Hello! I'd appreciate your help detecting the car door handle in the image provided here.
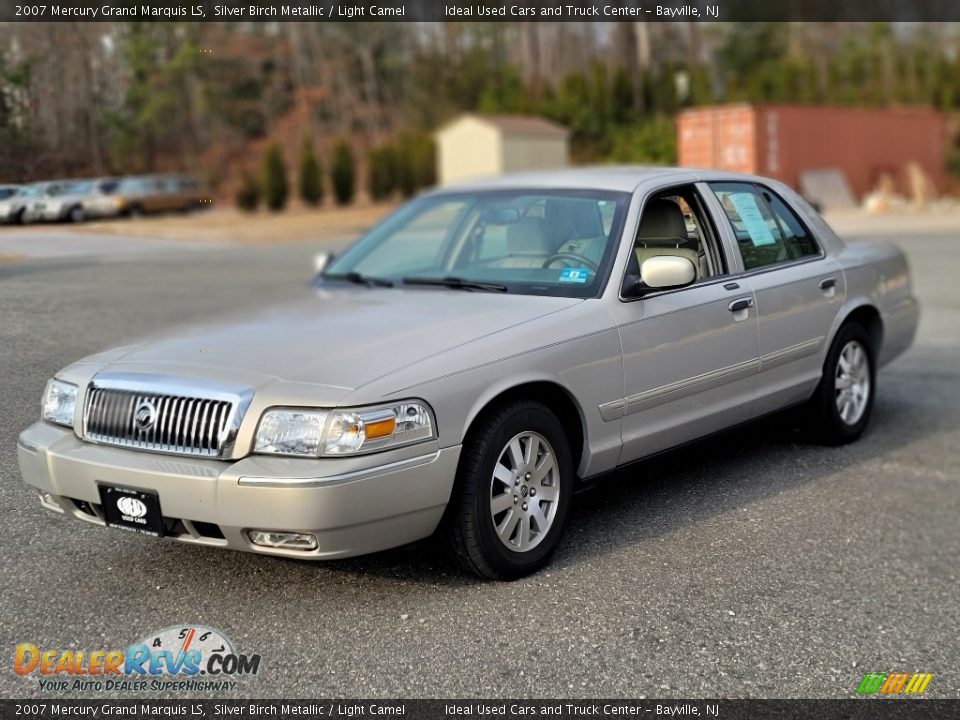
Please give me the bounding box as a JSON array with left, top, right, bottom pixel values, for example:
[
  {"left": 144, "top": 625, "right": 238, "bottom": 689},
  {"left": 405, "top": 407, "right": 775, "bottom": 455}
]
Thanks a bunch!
[
  {"left": 819, "top": 277, "right": 836, "bottom": 290},
  {"left": 728, "top": 297, "right": 753, "bottom": 313}
]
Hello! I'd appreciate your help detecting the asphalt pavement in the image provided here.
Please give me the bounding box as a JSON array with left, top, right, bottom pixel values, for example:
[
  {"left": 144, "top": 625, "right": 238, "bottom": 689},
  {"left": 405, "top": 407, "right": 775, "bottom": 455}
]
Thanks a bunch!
[{"left": 0, "top": 217, "right": 957, "bottom": 699}]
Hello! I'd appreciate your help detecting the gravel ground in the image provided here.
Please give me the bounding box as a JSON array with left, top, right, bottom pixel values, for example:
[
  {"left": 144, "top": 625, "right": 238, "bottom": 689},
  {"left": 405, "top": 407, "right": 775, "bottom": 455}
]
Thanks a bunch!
[{"left": 0, "top": 217, "right": 956, "bottom": 699}]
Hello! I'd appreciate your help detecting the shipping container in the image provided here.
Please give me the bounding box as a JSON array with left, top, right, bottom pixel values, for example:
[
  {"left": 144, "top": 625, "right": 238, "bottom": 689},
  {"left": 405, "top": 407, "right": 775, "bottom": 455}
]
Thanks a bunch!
[{"left": 677, "top": 104, "right": 946, "bottom": 199}]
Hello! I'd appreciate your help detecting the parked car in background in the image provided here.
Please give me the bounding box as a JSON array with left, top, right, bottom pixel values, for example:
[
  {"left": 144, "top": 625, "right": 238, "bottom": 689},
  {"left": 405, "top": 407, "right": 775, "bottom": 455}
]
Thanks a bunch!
[
  {"left": 23, "top": 179, "right": 117, "bottom": 224},
  {"left": 18, "top": 168, "right": 918, "bottom": 579},
  {"left": 83, "top": 174, "right": 204, "bottom": 218},
  {"left": 0, "top": 183, "right": 41, "bottom": 224}
]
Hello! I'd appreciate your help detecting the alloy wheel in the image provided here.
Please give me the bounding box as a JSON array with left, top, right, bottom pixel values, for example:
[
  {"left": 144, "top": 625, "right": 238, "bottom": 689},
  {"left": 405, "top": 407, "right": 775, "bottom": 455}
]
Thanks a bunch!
[
  {"left": 489, "top": 431, "right": 560, "bottom": 553},
  {"left": 835, "top": 339, "right": 871, "bottom": 425}
]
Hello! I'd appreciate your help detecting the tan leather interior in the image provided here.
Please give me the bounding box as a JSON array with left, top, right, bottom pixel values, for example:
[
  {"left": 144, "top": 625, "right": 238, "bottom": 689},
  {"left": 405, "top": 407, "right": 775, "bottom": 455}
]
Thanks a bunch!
[
  {"left": 549, "top": 199, "right": 608, "bottom": 267},
  {"left": 492, "top": 199, "right": 610, "bottom": 269},
  {"left": 634, "top": 198, "right": 705, "bottom": 279},
  {"left": 497, "top": 217, "right": 552, "bottom": 268}
]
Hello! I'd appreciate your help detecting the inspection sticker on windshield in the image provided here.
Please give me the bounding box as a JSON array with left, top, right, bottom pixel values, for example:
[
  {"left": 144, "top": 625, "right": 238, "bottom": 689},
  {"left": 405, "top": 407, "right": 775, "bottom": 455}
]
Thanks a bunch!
[{"left": 559, "top": 267, "right": 589, "bottom": 284}]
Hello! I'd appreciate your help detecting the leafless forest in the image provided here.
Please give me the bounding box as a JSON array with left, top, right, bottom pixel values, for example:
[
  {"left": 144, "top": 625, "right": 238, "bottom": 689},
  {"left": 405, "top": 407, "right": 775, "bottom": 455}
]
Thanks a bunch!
[{"left": 2, "top": 22, "right": 958, "bottom": 191}]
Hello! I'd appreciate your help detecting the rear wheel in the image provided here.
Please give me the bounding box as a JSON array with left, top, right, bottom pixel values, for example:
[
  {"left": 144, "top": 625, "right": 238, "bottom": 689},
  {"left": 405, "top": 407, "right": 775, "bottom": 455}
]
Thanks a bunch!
[
  {"left": 444, "top": 400, "right": 573, "bottom": 580},
  {"left": 805, "top": 322, "right": 876, "bottom": 445}
]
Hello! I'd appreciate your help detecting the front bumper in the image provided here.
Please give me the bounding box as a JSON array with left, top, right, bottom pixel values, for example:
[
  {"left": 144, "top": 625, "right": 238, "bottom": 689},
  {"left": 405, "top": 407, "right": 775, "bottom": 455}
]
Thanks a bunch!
[{"left": 18, "top": 422, "right": 460, "bottom": 560}]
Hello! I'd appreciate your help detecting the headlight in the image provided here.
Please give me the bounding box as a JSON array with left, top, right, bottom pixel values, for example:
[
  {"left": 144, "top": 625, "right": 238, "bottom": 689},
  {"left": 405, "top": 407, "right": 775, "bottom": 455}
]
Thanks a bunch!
[
  {"left": 253, "top": 409, "right": 327, "bottom": 456},
  {"left": 42, "top": 379, "right": 78, "bottom": 427},
  {"left": 254, "top": 401, "right": 434, "bottom": 457}
]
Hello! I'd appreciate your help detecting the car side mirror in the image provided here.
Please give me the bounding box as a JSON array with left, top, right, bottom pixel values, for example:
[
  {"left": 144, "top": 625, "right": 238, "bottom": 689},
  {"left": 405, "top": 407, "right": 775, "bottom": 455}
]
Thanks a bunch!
[
  {"left": 313, "top": 251, "right": 334, "bottom": 276},
  {"left": 639, "top": 255, "right": 696, "bottom": 290}
]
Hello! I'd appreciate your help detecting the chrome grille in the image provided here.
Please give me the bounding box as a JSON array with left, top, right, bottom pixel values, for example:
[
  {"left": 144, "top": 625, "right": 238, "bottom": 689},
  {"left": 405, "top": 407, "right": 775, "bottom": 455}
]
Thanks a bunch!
[{"left": 84, "top": 387, "right": 236, "bottom": 458}]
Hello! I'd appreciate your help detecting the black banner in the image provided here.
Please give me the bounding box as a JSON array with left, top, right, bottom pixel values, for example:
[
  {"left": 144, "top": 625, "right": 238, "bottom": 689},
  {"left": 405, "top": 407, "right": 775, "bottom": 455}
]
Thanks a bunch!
[
  {"left": 5, "top": 0, "right": 960, "bottom": 23},
  {"left": 2, "top": 700, "right": 960, "bottom": 720}
]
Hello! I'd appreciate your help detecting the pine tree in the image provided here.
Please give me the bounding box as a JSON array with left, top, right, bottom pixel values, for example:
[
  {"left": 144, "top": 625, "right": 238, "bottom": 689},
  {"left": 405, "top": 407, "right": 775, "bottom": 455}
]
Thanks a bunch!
[
  {"left": 261, "top": 142, "right": 288, "bottom": 212},
  {"left": 367, "top": 145, "right": 396, "bottom": 201},
  {"left": 298, "top": 136, "right": 323, "bottom": 206},
  {"left": 331, "top": 140, "right": 355, "bottom": 206}
]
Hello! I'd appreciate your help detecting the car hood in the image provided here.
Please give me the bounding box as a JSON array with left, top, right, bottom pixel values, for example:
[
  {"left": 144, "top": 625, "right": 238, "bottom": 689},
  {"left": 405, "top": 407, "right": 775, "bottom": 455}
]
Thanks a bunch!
[{"left": 98, "top": 287, "right": 583, "bottom": 392}]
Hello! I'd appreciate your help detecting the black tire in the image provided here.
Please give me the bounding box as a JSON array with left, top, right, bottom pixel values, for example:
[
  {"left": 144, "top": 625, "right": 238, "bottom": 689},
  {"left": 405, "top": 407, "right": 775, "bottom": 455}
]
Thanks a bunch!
[
  {"left": 67, "top": 205, "right": 85, "bottom": 223},
  {"left": 444, "top": 400, "right": 574, "bottom": 580},
  {"left": 126, "top": 204, "right": 144, "bottom": 218},
  {"left": 805, "top": 322, "right": 876, "bottom": 445},
  {"left": 12, "top": 208, "right": 24, "bottom": 225}
]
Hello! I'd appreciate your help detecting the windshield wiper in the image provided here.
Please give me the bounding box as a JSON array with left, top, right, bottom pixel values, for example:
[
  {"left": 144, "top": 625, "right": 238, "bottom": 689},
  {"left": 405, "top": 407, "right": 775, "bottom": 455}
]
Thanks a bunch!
[
  {"left": 324, "top": 271, "right": 394, "bottom": 288},
  {"left": 402, "top": 276, "right": 508, "bottom": 293}
]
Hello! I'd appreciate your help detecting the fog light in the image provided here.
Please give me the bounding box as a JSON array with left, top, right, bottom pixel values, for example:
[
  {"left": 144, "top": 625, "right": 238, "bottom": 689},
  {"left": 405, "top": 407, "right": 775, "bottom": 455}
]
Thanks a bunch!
[
  {"left": 247, "top": 530, "right": 318, "bottom": 551},
  {"left": 38, "top": 491, "right": 63, "bottom": 512}
]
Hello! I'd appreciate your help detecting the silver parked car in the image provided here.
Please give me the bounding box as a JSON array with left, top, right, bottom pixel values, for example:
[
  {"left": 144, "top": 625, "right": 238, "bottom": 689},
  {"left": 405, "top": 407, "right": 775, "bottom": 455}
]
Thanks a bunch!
[
  {"left": 0, "top": 183, "right": 41, "bottom": 224},
  {"left": 23, "top": 179, "right": 116, "bottom": 223},
  {"left": 0, "top": 184, "right": 20, "bottom": 222},
  {"left": 18, "top": 168, "right": 918, "bottom": 579}
]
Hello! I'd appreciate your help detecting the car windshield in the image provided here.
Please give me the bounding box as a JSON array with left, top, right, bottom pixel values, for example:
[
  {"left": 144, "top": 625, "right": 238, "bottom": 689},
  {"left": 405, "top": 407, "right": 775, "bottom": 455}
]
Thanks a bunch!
[
  {"left": 0, "top": 187, "right": 16, "bottom": 200},
  {"left": 15, "top": 185, "right": 40, "bottom": 197},
  {"left": 323, "top": 189, "right": 630, "bottom": 298}
]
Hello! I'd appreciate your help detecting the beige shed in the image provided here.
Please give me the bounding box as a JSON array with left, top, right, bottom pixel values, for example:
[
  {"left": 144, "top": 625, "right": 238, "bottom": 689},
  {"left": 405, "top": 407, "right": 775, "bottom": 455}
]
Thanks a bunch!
[{"left": 434, "top": 114, "right": 570, "bottom": 186}]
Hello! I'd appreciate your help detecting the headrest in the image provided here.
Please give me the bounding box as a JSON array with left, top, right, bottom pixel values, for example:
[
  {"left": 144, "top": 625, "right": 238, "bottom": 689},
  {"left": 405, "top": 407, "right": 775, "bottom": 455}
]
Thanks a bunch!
[
  {"left": 505, "top": 217, "right": 550, "bottom": 254},
  {"left": 545, "top": 199, "right": 604, "bottom": 244},
  {"left": 636, "top": 198, "right": 687, "bottom": 245}
]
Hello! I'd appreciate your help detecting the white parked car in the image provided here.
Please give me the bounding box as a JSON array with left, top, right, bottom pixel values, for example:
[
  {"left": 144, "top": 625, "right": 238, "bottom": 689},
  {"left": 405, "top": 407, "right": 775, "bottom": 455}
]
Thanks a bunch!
[
  {"left": 22, "top": 178, "right": 117, "bottom": 223},
  {"left": 18, "top": 168, "right": 918, "bottom": 579},
  {"left": 0, "top": 183, "right": 40, "bottom": 224}
]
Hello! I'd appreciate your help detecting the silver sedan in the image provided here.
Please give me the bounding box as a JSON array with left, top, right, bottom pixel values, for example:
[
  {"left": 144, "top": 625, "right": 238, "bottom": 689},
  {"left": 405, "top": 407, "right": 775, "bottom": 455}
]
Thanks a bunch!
[
  {"left": 18, "top": 168, "right": 918, "bottom": 579},
  {"left": 22, "top": 179, "right": 115, "bottom": 223}
]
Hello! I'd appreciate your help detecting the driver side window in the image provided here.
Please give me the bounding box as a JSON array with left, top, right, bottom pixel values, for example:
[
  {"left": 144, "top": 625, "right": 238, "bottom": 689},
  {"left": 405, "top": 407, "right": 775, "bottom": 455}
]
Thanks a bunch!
[{"left": 623, "top": 186, "right": 723, "bottom": 297}]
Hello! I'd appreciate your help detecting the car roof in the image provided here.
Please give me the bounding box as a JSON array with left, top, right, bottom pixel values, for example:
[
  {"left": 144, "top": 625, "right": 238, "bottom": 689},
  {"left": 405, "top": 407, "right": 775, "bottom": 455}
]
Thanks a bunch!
[{"left": 426, "top": 166, "right": 781, "bottom": 194}]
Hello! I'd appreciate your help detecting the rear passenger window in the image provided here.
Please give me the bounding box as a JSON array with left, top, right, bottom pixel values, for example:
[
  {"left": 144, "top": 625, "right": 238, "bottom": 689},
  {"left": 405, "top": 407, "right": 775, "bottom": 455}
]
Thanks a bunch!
[
  {"left": 760, "top": 188, "right": 819, "bottom": 260},
  {"left": 709, "top": 182, "right": 819, "bottom": 270}
]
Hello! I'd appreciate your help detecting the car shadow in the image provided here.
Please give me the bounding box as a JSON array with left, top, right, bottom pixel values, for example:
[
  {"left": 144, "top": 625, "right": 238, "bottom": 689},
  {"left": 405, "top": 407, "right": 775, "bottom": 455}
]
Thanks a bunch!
[
  {"left": 112, "top": 376, "right": 945, "bottom": 597},
  {"left": 305, "top": 384, "right": 945, "bottom": 585}
]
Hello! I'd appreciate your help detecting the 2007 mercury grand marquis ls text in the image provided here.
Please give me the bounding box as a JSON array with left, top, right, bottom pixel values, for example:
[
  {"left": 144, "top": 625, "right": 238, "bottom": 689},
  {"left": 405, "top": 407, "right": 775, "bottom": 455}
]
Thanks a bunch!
[{"left": 18, "top": 168, "right": 919, "bottom": 579}]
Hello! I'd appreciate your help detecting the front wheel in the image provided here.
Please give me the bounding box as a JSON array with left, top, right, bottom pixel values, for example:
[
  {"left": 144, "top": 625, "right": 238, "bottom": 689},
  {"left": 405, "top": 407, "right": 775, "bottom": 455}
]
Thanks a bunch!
[
  {"left": 444, "top": 400, "right": 573, "bottom": 580},
  {"left": 804, "top": 322, "right": 876, "bottom": 445}
]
